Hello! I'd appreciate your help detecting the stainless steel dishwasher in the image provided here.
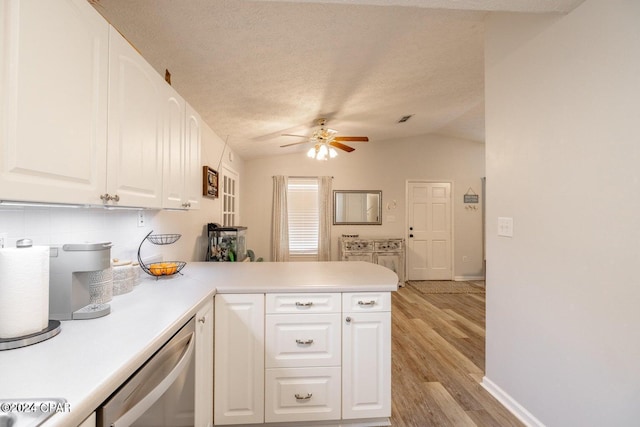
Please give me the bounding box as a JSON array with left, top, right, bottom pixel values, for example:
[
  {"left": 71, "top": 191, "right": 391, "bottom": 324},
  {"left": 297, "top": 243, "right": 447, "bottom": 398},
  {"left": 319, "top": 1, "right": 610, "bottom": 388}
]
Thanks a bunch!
[{"left": 97, "top": 318, "right": 196, "bottom": 427}]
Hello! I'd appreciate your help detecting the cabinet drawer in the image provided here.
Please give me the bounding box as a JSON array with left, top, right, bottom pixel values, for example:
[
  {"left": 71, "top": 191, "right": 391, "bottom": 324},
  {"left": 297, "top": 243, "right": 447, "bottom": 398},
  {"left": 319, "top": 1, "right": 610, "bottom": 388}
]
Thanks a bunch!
[
  {"left": 342, "top": 253, "right": 373, "bottom": 263},
  {"left": 374, "top": 240, "right": 403, "bottom": 252},
  {"left": 343, "top": 240, "right": 374, "bottom": 251},
  {"left": 266, "top": 314, "right": 341, "bottom": 368},
  {"left": 266, "top": 293, "right": 341, "bottom": 314},
  {"left": 343, "top": 292, "right": 391, "bottom": 312},
  {"left": 265, "top": 367, "right": 341, "bottom": 423}
]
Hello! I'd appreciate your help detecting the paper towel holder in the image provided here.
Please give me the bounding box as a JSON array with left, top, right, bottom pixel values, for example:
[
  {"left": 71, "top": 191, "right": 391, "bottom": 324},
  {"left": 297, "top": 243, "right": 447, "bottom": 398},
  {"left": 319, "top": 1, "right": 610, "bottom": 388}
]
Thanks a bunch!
[
  {"left": 0, "top": 239, "right": 61, "bottom": 351},
  {"left": 0, "top": 320, "right": 61, "bottom": 351}
]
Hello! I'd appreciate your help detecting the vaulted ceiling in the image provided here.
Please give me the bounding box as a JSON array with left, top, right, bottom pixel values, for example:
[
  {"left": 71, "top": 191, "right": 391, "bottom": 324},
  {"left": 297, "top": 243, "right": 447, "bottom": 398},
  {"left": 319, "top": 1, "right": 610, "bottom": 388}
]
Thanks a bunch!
[{"left": 91, "top": 0, "right": 585, "bottom": 159}]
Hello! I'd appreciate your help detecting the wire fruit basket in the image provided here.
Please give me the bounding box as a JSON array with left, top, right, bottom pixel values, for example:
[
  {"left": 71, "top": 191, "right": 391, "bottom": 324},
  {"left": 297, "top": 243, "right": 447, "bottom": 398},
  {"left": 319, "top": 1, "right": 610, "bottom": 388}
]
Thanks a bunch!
[{"left": 137, "top": 231, "right": 187, "bottom": 278}]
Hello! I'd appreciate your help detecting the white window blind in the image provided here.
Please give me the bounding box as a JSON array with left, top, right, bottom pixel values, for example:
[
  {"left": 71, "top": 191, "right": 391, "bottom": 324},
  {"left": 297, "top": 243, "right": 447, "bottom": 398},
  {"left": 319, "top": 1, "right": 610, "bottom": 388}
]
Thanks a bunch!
[{"left": 287, "top": 177, "right": 319, "bottom": 259}]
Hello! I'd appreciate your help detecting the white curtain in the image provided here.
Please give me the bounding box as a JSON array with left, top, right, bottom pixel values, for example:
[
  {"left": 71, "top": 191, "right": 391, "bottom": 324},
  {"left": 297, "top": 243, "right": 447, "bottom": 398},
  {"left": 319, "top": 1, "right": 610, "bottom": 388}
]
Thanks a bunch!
[
  {"left": 271, "top": 176, "right": 289, "bottom": 261},
  {"left": 318, "top": 176, "right": 332, "bottom": 261}
]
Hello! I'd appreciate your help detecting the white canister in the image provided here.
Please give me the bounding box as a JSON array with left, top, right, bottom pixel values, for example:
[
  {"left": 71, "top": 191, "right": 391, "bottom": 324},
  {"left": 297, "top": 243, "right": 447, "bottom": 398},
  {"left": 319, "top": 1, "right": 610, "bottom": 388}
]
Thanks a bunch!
[
  {"left": 131, "top": 262, "right": 141, "bottom": 286},
  {"left": 112, "top": 259, "right": 134, "bottom": 296}
]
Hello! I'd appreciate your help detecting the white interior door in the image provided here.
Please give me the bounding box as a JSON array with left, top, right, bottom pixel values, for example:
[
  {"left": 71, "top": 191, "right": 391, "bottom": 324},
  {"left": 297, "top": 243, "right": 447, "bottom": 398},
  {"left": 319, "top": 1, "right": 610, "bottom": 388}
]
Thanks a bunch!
[{"left": 407, "top": 182, "right": 452, "bottom": 280}]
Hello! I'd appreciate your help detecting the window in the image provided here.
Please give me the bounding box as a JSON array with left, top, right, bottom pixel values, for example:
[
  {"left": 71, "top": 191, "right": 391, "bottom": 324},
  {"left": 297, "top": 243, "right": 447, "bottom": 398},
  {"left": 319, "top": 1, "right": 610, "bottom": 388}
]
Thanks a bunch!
[
  {"left": 221, "top": 166, "right": 238, "bottom": 226},
  {"left": 287, "top": 177, "right": 319, "bottom": 259}
]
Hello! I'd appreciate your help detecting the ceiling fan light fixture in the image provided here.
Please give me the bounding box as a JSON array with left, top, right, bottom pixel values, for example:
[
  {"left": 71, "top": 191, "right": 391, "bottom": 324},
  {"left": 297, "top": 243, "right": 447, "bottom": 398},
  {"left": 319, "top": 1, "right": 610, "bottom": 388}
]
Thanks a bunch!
[
  {"left": 306, "top": 146, "right": 316, "bottom": 158},
  {"left": 307, "top": 143, "right": 338, "bottom": 161}
]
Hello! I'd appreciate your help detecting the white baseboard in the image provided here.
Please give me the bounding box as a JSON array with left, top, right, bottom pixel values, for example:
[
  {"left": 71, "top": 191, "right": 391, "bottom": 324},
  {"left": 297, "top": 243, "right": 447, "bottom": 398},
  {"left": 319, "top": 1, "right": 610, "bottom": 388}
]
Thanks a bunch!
[
  {"left": 481, "top": 376, "right": 545, "bottom": 427},
  {"left": 453, "top": 275, "right": 485, "bottom": 281}
]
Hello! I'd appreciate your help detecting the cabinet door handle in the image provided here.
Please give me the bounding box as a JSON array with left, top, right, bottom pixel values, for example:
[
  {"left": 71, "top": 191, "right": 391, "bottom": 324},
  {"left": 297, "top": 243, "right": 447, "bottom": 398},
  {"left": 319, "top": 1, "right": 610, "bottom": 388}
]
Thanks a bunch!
[
  {"left": 295, "top": 302, "right": 313, "bottom": 307},
  {"left": 198, "top": 317, "right": 206, "bottom": 324},
  {"left": 295, "top": 393, "right": 312, "bottom": 400},
  {"left": 358, "top": 300, "right": 376, "bottom": 306},
  {"left": 295, "top": 339, "right": 314, "bottom": 345},
  {"left": 345, "top": 316, "right": 352, "bottom": 323},
  {"left": 100, "top": 193, "right": 120, "bottom": 203}
]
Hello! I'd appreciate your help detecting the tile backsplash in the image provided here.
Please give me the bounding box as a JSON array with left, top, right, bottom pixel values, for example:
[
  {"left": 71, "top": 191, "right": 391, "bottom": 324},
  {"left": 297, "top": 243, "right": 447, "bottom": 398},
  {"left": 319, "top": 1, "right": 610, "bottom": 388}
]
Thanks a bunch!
[{"left": 0, "top": 206, "right": 158, "bottom": 262}]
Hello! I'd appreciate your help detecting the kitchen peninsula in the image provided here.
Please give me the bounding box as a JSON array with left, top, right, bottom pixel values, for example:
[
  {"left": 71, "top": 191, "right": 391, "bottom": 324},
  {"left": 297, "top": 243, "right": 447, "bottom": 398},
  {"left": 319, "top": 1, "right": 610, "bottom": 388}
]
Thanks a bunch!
[{"left": 0, "top": 261, "right": 398, "bottom": 427}]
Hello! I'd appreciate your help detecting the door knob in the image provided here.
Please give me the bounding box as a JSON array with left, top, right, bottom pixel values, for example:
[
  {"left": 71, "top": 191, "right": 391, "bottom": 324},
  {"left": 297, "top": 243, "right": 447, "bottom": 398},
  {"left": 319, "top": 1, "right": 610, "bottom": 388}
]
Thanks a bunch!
[
  {"left": 409, "top": 234, "right": 414, "bottom": 238},
  {"left": 409, "top": 226, "right": 413, "bottom": 230}
]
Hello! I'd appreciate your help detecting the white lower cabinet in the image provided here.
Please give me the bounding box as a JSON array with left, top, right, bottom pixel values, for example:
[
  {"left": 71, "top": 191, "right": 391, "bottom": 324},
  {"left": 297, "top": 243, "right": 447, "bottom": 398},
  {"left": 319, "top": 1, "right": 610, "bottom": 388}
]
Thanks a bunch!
[
  {"left": 342, "top": 292, "right": 392, "bottom": 419},
  {"left": 77, "top": 412, "right": 96, "bottom": 427},
  {"left": 195, "top": 298, "right": 214, "bottom": 427},
  {"left": 214, "top": 292, "right": 391, "bottom": 426},
  {"left": 214, "top": 294, "right": 265, "bottom": 425}
]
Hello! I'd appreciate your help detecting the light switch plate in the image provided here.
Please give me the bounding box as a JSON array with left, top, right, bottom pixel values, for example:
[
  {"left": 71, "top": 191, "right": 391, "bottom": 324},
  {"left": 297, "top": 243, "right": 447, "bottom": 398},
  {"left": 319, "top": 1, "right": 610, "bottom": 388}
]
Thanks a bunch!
[{"left": 498, "top": 217, "right": 513, "bottom": 237}]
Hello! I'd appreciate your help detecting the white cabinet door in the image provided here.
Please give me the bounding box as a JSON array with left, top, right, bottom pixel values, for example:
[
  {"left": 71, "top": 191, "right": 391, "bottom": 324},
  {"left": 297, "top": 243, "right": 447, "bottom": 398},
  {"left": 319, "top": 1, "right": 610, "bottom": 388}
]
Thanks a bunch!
[
  {"left": 107, "top": 28, "right": 163, "bottom": 208},
  {"left": 183, "top": 103, "right": 201, "bottom": 210},
  {"left": 162, "top": 84, "right": 185, "bottom": 209},
  {"left": 195, "top": 298, "right": 214, "bottom": 427},
  {"left": 214, "top": 294, "right": 264, "bottom": 425},
  {"left": 77, "top": 412, "right": 96, "bottom": 427},
  {"left": 342, "top": 311, "right": 391, "bottom": 419},
  {"left": 0, "top": 0, "right": 108, "bottom": 205},
  {"left": 162, "top": 92, "right": 201, "bottom": 210}
]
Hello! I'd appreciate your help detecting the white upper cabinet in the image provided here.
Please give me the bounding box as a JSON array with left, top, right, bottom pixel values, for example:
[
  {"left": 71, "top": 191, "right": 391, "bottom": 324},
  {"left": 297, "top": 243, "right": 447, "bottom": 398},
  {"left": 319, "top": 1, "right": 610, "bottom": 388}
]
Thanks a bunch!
[
  {"left": 1, "top": 0, "right": 202, "bottom": 209},
  {"left": 183, "top": 103, "right": 201, "bottom": 210},
  {"left": 162, "top": 90, "right": 201, "bottom": 210},
  {"left": 0, "top": 0, "right": 109, "bottom": 205},
  {"left": 162, "top": 84, "right": 186, "bottom": 209},
  {"left": 107, "top": 28, "right": 164, "bottom": 208}
]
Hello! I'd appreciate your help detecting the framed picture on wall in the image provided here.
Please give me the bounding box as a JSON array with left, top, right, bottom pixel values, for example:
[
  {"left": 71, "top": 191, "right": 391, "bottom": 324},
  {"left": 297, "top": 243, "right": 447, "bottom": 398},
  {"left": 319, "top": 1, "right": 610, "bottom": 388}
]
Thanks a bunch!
[{"left": 203, "top": 166, "right": 218, "bottom": 199}]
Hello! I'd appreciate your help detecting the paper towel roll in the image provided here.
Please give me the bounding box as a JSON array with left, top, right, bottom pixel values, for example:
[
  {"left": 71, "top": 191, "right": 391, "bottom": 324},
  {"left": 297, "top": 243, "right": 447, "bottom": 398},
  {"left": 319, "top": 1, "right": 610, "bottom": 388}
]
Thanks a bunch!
[{"left": 0, "top": 245, "right": 50, "bottom": 339}]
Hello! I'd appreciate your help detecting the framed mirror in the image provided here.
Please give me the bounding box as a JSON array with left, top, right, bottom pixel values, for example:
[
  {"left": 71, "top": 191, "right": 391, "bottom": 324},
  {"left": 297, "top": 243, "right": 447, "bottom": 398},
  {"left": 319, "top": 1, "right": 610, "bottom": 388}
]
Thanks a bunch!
[{"left": 333, "top": 190, "right": 382, "bottom": 225}]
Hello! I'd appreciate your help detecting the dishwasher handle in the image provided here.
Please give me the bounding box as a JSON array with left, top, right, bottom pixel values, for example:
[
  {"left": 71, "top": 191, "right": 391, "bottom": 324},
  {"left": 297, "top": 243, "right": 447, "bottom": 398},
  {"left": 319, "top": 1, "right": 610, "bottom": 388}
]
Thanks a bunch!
[{"left": 112, "top": 331, "right": 195, "bottom": 427}]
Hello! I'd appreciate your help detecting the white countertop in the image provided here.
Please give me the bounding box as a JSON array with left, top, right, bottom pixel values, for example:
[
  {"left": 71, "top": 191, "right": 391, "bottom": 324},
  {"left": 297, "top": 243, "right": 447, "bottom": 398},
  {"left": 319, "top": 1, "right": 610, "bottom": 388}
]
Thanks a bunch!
[
  {"left": 186, "top": 261, "right": 399, "bottom": 293},
  {"left": 0, "top": 261, "right": 397, "bottom": 426}
]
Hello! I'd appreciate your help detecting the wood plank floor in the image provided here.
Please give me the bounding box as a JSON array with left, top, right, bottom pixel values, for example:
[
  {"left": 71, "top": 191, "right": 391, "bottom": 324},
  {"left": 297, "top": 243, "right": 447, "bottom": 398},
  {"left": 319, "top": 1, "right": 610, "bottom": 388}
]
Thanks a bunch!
[{"left": 390, "top": 284, "right": 524, "bottom": 427}]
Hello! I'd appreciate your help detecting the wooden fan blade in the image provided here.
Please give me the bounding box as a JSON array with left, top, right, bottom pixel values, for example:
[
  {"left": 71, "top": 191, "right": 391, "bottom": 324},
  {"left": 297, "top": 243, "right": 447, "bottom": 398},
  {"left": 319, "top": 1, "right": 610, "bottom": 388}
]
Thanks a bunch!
[
  {"left": 281, "top": 134, "right": 309, "bottom": 138},
  {"left": 280, "top": 141, "right": 310, "bottom": 148},
  {"left": 329, "top": 141, "right": 355, "bottom": 152},
  {"left": 333, "top": 136, "right": 369, "bottom": 142}
]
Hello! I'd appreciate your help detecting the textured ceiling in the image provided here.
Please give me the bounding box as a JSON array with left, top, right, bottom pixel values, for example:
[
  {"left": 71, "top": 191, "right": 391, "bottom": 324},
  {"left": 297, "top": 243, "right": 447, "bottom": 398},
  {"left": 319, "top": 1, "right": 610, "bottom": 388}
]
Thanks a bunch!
[{"left": 92, "top": 0, "right": 585, "bottom": 159}]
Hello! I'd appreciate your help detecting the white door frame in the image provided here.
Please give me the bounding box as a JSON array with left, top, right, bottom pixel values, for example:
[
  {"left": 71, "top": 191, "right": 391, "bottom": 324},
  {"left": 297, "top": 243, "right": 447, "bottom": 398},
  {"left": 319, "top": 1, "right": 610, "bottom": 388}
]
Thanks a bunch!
[{"left": 405, "top": 179, "right": 455, "bottom": 281}]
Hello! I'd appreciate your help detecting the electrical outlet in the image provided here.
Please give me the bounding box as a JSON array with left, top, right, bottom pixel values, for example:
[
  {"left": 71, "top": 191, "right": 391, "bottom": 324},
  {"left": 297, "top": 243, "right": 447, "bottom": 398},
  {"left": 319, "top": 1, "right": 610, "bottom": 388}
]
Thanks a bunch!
[
  {"left": 137, "top": 211, "right": 145, "bottom": 228},
  {"left": 498, "top": 217, "right": 514, "bottom": 237},
  {"left": 0, "top": 232, "right": 7, "bottom": 248}
]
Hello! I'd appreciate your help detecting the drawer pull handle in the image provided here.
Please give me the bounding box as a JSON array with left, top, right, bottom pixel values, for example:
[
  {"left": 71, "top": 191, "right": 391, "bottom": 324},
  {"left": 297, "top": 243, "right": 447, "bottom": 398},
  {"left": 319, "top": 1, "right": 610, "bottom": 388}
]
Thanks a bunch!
[
  {"left": 358, "top": 300, "right": 376, "bottom": 306},
  {"left": 295, "top": 393, "right": 313, "bottom": 401},
  {"left": 295, "top": 339, "right": 314, "bottom": 345},
  {"left": 295, "top": 302, "right": 313, "bottom": 307}
]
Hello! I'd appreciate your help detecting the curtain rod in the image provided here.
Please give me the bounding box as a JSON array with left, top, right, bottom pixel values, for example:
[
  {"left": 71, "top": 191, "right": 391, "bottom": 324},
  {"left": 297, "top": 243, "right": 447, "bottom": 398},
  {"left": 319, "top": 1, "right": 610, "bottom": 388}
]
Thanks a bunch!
[{"left": 273, "top": 175, "right": 334, "bottom": 179}]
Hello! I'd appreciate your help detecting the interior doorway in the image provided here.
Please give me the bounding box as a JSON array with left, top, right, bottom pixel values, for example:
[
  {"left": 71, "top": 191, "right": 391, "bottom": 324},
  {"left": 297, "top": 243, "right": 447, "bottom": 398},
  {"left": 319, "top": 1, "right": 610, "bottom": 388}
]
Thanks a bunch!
[{"left": 406, "top": 181, "right": 453, "bottom": 280}]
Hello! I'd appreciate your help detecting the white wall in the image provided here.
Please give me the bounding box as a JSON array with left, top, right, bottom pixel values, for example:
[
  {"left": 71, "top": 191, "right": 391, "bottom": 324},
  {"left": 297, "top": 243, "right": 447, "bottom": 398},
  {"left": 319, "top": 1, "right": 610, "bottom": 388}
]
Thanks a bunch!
[
  {"left": 484, "top": 1, "right": 640, "bottom": 426},
  {"left": 0, "top": 121, "right": 244, "bottom": 265},
  {"left": 242, "top": 134, "right": 485, "bottom": 279}
]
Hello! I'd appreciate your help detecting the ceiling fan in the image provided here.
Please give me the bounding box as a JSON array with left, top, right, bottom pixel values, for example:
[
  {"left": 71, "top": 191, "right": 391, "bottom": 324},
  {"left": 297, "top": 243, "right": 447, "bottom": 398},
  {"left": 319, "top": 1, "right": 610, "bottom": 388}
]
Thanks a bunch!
[{"left": 280, "top": 118, "right": 369, "bottom": 160}]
